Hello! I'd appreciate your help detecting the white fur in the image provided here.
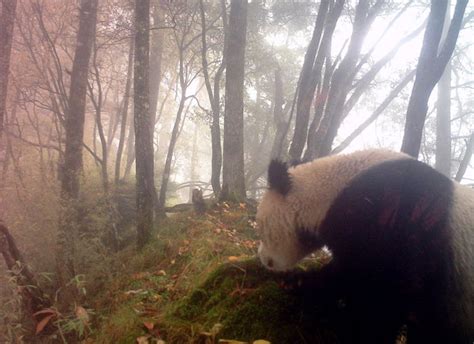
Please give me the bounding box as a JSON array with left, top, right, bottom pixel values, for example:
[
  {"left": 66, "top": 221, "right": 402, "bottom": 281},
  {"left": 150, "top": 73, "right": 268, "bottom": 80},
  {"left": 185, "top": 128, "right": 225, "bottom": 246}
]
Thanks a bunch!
[{"left": 256, "top": 149, "right": 409, "bottom": 270}]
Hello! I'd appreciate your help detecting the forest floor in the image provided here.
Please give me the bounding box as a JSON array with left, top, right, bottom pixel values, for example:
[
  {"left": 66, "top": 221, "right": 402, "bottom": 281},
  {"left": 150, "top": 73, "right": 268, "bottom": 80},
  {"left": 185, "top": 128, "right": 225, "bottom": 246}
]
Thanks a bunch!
[{"left": 82, "top": 202, "right": 339, "bottom": 344}]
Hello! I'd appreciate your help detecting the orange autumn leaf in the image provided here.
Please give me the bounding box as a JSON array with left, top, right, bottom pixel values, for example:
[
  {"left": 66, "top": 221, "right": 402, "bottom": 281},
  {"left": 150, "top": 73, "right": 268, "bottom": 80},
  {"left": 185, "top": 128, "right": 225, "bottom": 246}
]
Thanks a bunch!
[{"left": 35, "top": 314, "right": 55, "bottom": 335}]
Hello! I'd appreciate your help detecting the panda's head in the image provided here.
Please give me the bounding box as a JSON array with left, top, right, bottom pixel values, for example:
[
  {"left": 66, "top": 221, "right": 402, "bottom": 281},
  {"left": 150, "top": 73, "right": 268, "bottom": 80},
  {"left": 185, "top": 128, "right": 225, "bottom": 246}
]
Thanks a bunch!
[{"left": 256, "top": 160, "right": 314, "bottom": 271}]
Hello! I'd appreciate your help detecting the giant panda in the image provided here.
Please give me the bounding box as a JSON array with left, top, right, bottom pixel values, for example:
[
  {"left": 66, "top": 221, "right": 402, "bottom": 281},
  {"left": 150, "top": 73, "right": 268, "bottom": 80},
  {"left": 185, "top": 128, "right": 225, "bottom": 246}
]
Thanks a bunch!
[{"left": 256, "top": 149, "right": 474, "bottom": 344}]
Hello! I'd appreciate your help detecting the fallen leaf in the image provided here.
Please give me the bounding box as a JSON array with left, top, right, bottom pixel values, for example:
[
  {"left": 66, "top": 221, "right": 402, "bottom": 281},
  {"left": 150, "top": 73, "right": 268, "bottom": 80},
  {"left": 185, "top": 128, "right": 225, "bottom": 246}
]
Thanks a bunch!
[
  {"left": 136, "top": 336, "right": 149, "bottom": 344},
  {"left": 75, "top": 306, "right": 89, "bottom": 324},
  {"left": 35, "top": 314, "right": 55, "bottom": 334},
  {"left": 253, "top": 341, "right": 271, "bottom": 344},
  {"left": 143, "top": 321, "right": 154, "bottom": 330},
  {"left": 227, "top": 256, "right": 239, "bottom": 262}
]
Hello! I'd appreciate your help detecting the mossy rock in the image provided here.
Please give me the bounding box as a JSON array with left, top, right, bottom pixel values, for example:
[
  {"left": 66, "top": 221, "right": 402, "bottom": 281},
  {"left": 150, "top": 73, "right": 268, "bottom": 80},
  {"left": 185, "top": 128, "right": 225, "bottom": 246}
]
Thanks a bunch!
[{"left": 161, "top": 258, "right": 342, "bottom": 344}]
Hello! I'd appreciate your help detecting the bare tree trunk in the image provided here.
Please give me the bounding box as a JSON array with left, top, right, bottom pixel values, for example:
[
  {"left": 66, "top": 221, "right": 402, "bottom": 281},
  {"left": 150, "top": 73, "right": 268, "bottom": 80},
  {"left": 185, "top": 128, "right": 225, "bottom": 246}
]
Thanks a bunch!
[
  {"left": 304, "top": 53, "right": 334, "bottom": 161},
  {"left": 134, "top": 0, "right": 155, "bottom": 248},
  {"left": 89, "top": 43, "right": 109, "bottom": 192},
  {"left": 199, "top": 0, "right": 227, "bottom": 197},
  {"left": 288, "top": 0, "right": 330, "bottom": 160},
  {"left": 124, "top": 108, "right": 135, "bottom": 180},
  {"left": 270, "top": 66, "right": 288, "bottom": 160},
  {"left": 115, "top": 37, "right": 134, "bottom": 184},
  {"left": 313, "top": 0, "right": 383, "bottom": 158},
  {"left": 435, "top": 1, "right": 452, "bottom": 177},
  {"left": 57, "top": 0, "right": 98, "bottom": 302},
  {"left": 158, "top": 88, "right": 186, "bottom": 210},
  {"left": 189, "top": 122, "right": 199, "bottom": 201},
  {"left": 401, "top": 0, "right": 468, "bottom": 158},
  {"left": 454, "top": 133, "right": 474, "bottom": 182},
  {"left": 0, "top": 0, "right": 18, "bottom": 175},
  {"left": 221, "top": 0, "right": 247, "bottom": 202},
  {"left": 149, "top": 2, "right": 163, "bottom": 128},
  {"left": 0, "top": 0, "right": 17, "bottom": 137}
]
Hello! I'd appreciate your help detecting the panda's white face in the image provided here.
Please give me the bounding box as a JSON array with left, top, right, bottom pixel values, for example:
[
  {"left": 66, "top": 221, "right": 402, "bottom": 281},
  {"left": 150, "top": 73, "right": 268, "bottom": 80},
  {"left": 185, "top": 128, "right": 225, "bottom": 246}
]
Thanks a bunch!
[{"left": 256, "top": 191, "right": 308, "bottom": 271}]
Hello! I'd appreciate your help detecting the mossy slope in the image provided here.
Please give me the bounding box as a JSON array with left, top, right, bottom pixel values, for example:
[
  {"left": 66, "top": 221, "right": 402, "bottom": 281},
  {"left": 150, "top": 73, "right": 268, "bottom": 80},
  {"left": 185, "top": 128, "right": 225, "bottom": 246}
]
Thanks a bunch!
[{"left": 90, "top": 204, "right": 340, "bottom": 344}]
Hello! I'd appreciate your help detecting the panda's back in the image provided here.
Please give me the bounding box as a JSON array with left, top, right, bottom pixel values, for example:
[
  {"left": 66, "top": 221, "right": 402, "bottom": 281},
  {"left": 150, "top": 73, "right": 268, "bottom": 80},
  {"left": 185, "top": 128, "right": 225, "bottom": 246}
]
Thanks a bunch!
[{"left": 316, "top": 156, "right": 473, "bottom": 340}]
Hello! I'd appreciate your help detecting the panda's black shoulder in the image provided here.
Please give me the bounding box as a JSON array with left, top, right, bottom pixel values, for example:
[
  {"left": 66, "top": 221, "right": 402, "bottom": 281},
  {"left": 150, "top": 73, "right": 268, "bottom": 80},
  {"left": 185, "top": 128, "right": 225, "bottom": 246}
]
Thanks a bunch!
[{"left": 320, "top": 158, "right": 454, "bottom": 256}]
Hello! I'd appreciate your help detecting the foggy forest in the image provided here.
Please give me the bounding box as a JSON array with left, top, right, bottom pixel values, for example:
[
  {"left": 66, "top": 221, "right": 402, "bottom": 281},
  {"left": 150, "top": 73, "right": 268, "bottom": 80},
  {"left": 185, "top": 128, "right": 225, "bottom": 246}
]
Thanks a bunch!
[{"left": 0, "top": 0, "right": 473, "bottom": 343}]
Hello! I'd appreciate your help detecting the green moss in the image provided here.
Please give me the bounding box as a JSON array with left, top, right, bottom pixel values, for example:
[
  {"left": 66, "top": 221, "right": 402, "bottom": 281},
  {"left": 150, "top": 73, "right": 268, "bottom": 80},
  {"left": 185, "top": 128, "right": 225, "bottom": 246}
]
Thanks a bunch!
[
  {"left": 159, "top": 259, "right": 339, "bottom": 344},
  {"left": 89, "top": 205, "right": 339, "bottom": 344}
]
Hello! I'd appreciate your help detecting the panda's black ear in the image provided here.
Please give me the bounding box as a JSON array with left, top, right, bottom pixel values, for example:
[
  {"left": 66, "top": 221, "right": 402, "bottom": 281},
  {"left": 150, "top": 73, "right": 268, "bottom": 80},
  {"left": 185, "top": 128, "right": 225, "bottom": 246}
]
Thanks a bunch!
[{"left": 268, "top": 159, "right": 292, "bottom": 196}]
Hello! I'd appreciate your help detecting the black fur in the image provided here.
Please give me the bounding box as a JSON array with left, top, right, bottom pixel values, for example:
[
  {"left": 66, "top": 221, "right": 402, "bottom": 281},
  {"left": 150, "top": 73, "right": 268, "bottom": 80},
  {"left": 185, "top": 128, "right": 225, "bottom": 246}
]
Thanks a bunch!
[
  {"left": 311, "top": 158, "right": 461, "bottom": 343},
  {"left": 268, "top": 159, "right": 292, "bottom": 196}
]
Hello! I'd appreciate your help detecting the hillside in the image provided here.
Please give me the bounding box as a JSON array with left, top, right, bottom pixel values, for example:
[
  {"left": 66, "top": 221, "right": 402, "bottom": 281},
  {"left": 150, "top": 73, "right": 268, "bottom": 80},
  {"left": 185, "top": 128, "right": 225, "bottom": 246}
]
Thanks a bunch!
[{"left": 84, "top": 203, "right": 337, "bottom": 344}]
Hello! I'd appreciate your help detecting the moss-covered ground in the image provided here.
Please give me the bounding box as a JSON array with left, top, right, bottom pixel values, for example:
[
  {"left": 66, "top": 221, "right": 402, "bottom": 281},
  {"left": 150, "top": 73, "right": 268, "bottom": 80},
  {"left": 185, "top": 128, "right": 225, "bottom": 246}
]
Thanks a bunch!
[{"left": 88, "top": 203, "right": 341, "bottom": 344}]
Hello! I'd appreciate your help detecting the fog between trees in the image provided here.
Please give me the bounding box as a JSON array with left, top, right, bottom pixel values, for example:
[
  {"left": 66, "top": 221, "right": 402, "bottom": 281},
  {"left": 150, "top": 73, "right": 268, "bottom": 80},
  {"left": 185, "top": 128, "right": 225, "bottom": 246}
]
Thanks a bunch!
[{"left": 0, "top": 0, "right": 473, "bottom": 341}]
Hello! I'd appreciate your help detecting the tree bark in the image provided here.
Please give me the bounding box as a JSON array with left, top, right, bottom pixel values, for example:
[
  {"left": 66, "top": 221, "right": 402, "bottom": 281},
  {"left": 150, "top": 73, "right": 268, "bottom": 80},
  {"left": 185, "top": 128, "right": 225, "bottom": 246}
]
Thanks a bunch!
[
  {"left": 313, "top": 0, "right": 383, "bottom": 158},
  {"left": 115, "top": 36, "right": 134, "bottom": 184},
  {"left": 199, "top": 0, "right": 227, "bottom": 198},
  {"left": 149, "top": 2, "right": 163, "bottom": 129},
  {"left": 57, "top": 0, "right": 98, "bottom": 301},
  {"left": 0, "top": 0, "right": 18, "bottom": 189},
  {"left": 158, "top": 84, "right": 186, "bottom": 210},
  {"left": 401, "top": 0, "right": 468, "bottom": 158},
  {"left": 435, "top": 1, "right": 452, "bottom": 177},
  {"left": 134, "top": 0, "right": 155, "bottom": 248},
  {"left": 288, "top": 0, "right": 330, "bottom": 160},
  {"left": 124, "top": 107, "right": 136, "bottom": 180},
  {"left": 270, "top": 66, "right": 288, "bottom": 160},
  {"left": 221, "top": 0, "right": 247, "bottom": 201},
  {"left": 89, "top": 43, "right": 109, "bottom": 192},
  {"left": 0, "top": 0, "right": 18, "bottom": 137},
  {"left": 188, "top": 122, "right": 199, "bottom": 201}
]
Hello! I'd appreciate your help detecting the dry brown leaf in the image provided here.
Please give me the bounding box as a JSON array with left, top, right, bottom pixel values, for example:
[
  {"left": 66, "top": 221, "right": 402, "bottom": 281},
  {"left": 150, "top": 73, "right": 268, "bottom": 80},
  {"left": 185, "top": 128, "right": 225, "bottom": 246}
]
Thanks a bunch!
[
  {"left": 136, "top": 336, "right": 150, "bottom": 344},
  {"left": 35, "top": 314, "right": 55, "bottom": 335},
  {"left": 227, "top": 256, "right": 239, "bottom": 262},
  {"left": 143, "top": 321, "right": 154, "bottom": 330},
  {"left": 75, "top": 306, "right": 89, "bottom": 324}
]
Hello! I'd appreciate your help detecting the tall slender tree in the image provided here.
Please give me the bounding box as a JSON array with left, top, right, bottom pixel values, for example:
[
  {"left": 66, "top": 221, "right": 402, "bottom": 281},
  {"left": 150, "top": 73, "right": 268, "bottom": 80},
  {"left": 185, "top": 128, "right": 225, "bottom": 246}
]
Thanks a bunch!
[
  {"left": 134, "top": 0, "right": 155, "bottom": 248},
  {"left": 221, "top": 0, "right": 247, "bottom": 201},
  {"left": 401, "top": 0, "right": 468, "bottom": 157},
  {"left": 0, "top": 0, "right": 18, "bottom": 138},
  {"left": 57, "top": 0, "right": 98, "bottom": 300},
  {"left": 199, "top": 0, "right": 227, "bottom": 197},
  {"left": 435, "top": 0, "right": 452, "bottom": 177}
]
